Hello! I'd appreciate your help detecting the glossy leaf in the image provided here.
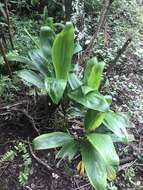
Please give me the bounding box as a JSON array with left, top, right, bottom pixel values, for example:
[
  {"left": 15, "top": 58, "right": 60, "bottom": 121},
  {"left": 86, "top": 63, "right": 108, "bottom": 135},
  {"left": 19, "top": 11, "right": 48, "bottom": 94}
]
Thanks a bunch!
[
  {"left": 45, "top": 77, "right": 67, "bottom": 104},
  {"left": 33, "top": 132, "right": 74, "bottom": 150},
  {"left": 85, "top": 110, "right": 105, "bottom": 131},
  {"left": 80, "top": 141, "right": 107, "bottom": 190},
  {"left": 68, "top": 87, "right": 109, "bottom": 112},
  {"left": 29, "top": 50, "right": 50, "bottom": 77},
  {"left": 103, "top": 111, "right": 129, "bottom": 143},
  {"left": 84, "top": 57, "right": 105, "bottom": 90},
  {"left": 56, "top": 141, "right": 78, "bottom": 161},
  {"left": 0, "top": 51, "right": 32, "bottom": 65},
  {"left": 40, "top": 26, "right": 55, "bottom": 60},
  {"left": 87, "top": 133, "right": 119, "bottom": 167},
  {"left": 18, "top": 69, "right": 44, "bottom": 89},
  {"left": 52, "top": 22, "right": 74, "bottom": 80},
  {"left": 68, "top": 73, "right": 82, "bottom": 90}
]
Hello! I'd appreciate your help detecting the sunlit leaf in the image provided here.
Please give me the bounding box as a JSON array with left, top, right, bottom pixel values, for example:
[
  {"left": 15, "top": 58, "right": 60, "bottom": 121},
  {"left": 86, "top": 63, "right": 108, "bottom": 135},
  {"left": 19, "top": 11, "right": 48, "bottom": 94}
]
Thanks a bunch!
[
  {"left": 40, "top": 26, "right": 55, "bottom": 60},
  {"left": 80, "top": 141, "right": 107, "bottom": 190},
  {"left": 18, "top": 69, "right": 44, "bottom": 89},
  {"left": 52, "top": 22, "right": 74, "bottom": 80},
  {"left": 84, "top": 57, "right": 105, "bottom": 90},
  {"left": 103, "top": 111, "right": 129, "bottom": 143},
  {"left": 56, "top": 141, "right": 78, "bottom": 161},
  {"left": 29, "top": 50, "right": 51, "bottom": 77},
  {"left": 33, "top": 132, "right": 74, "bottom": 150},
  {"left": 68, "top": 87, "right": 109, "bottom": 112},
  {"left": 87, "top": 133, "right": 119, "bottom": 167},
  {"left": 45, "top": 77, "right": 67, "bottom": 104},
  {"left": 68, "top": 73, "right": 82, "bottom": 90},
  {"left": 85, "top": 110, "right": 105, "bottom": 131}
]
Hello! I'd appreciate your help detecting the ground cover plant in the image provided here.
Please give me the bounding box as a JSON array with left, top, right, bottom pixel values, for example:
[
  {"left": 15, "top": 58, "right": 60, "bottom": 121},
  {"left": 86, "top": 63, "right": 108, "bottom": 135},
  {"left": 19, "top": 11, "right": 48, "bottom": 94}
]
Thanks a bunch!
[{"left": 0, "top": 0, "right": 143, "bottom": 190}]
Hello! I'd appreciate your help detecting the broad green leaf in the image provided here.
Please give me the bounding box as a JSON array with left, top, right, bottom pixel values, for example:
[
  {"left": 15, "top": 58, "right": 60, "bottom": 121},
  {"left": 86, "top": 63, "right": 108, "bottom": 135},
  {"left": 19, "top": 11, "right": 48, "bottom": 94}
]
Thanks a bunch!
[
  {"left": 85, "top": 110, "right": 105, "bottom": 131},
  {"left": 40, "top": 26, "right": 55, "bottom": 60},
  {"left": 103, "top": 111, "right": 129, "bottom": 143},
  {"left": 45, "top": 77, "right": 67, "bottom": 104},
  {"left": 56, "top": 141, "right": 78, "bottom": 161},
  {"left": 84, "top": 57, "right": 105, "bottom": 90},
  {"left": 104, "top": 95, "right": 112, "bottom": 105},
  {"left": 68, "top": 87, "right": 109, "bottom": 112},
  {"left": 87, "top": 133, "right": 119, "bottom": 167},
  {"left": 81, "top": 86, "right": 96, "bottom": 95},
  {"left": 52, "top": 22, "right": 74, "bottom": 80},
  {"left": 18, "top": 69, "right": 44, "bottom": 89},
  {"left": 68, "top": 73, "right": 82, "bottom": 90},
  {"left": 80, "top": 141, "right": 107, "bottom": 190},
  {"left": 29, "top": 50, "right": 51, "bottom": 77},
  {"left": 33, "top": 132, "right": 74, "bottom": 150},
  {"left": 0, "top": 51, "right": 32, "bottom": 65}
]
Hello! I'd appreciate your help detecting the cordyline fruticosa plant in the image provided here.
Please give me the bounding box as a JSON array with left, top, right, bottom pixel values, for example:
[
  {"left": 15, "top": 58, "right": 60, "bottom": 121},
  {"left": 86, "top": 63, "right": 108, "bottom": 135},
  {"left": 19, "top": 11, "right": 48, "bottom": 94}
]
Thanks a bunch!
[{"left": 3, "top": 22, "right": 131, "bottom": 190}]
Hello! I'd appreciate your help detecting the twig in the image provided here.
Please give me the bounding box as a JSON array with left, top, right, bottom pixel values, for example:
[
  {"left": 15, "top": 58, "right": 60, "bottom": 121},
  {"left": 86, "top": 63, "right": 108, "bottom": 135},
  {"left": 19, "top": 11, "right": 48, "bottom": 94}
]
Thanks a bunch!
[
  {"left": 28, "top": 140, "right": 71, "bottom": 181},
  {"left": 4, "top": 0, "right": 14, "bottom": 49},
  {"left": 11, "top": 108, "right": 40, "bottom": 135},
  {"left": 28, "top": 140, "right": 54, "bottom": 172},
  {"left": 120, "top": 156, "right": 135, "bottom": 165},
  {"left": 0, "top": 106, "right": 39, "bottom": 135},
  {"left": 74, "top": 183, "right": 91, "bottom": 190},
  {"left": 118, "top": 159, "right": 137, "bottom": 172},
  {"left": 82, "top": 0, "right": 114, "bottom": 62},
  {"left": 25, "top": 186, "right": 33, "bottom": 190},
  {"left": 0, "top": 100, "right": 29, "bottom": 110},
  {"left": 0, "top": 39, "right": 12, "bottom": 78}
]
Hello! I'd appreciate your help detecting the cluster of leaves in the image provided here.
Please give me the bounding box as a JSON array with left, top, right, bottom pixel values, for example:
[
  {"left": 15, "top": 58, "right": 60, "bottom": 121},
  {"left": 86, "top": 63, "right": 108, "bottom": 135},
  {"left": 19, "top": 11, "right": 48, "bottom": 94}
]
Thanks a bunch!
[
  {"left": 0, "top": 75, "right": 20, "bottom": 101},
  {"left": 5, "top": 19, "right": 132, "bottom": 189},
  {"left": 0, "top": 142, "right": 32, "bottom": 186}
]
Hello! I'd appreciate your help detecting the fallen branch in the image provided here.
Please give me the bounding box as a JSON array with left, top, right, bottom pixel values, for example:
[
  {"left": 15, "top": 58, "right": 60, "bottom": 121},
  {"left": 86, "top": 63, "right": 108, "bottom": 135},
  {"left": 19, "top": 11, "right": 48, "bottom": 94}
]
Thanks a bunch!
[
  {"left": 28, "top": 140, "right": 53, "bottom": 172},
  {"left": 11, "top": 108, "right": 40, "bottom": 135},
  {"left": 28, "top": 140, "right": 71, "bottom": 181},
  {"left": 107, "top": 37, "right": 132, "bottom": 74},
  {"left": 82, "top": 0, "right": 114, "bottom": 62}
]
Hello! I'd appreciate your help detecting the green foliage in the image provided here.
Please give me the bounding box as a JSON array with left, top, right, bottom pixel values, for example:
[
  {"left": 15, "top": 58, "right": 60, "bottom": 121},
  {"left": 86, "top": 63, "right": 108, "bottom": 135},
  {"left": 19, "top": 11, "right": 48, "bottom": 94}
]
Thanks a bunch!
[
  {"left": 0, "top": 76, "right": 20, "bottom": 101},
  {"left": 32, "top": 56, "right": 131, "bottom": 190},
  {"left": 0, "top": 142, "right": 32, "bottom": 186},
  {"left": 5, "top": 22, "right": 74, "bottom": 104},
  {"left": 0, "top": 150, "right": 17, "bottom": 161}
]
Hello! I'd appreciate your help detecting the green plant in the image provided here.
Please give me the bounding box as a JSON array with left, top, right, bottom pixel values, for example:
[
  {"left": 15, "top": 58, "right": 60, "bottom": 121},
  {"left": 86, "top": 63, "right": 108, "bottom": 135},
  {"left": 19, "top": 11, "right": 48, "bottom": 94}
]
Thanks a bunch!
[
  {"left": 32, "top": 56, "right": 130, "bottom": 190},
  {"left": 1, "top": 22, "right": 75, "bottom": 104},
  {"left": 2, "top": 22, "right": 131, "bottom": 189},
  {"left": 0, "top": 142, "right": 32, "bottom": 186},
  {"left": 0, "top": 75, "right": 20, "bottom": 101}
]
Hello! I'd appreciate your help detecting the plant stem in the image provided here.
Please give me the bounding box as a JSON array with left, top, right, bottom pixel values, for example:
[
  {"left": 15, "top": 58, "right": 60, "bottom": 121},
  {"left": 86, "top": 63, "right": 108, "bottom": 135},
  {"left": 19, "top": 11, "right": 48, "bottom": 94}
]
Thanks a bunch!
[
  {"left": 4, "top": 0, "right": 14, "bottom": 49},
  {"left": 0, "top": 39, "right": 12, "bottom": 78}
]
